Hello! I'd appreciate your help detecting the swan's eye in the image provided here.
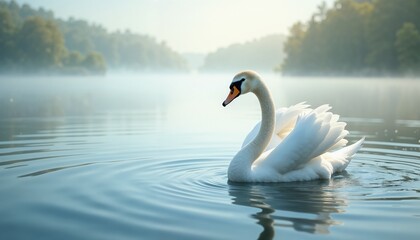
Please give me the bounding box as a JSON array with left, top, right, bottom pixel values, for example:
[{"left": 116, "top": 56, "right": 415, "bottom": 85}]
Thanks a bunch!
[{"left": 228, "top": 78, "right": 246, "bottom": 93}]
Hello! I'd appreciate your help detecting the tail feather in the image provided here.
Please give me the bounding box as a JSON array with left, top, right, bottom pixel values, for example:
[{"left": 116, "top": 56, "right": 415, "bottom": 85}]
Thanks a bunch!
[
  {"left": 331, "top": 137, "right": 365, "bottom": 172},
  {"left": 335, "top": 137, "right": 365, "bottom": 157}
]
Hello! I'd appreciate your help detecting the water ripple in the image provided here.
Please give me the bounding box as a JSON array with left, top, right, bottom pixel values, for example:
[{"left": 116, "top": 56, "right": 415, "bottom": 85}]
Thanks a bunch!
[{"left": 1, "top": 115, "right": 420, "bottom": 239}]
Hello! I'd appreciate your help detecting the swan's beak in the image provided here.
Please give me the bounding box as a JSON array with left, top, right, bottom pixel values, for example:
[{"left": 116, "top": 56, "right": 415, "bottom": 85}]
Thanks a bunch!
[{"left": 222, "top": 86, "right": 240, "bottom": 107}]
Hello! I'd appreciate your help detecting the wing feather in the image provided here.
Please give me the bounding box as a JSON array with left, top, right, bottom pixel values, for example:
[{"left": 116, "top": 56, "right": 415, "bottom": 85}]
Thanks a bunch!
[
  {"left": 256, "top": 105, "right": 350, "bottom": 174},
  {"left": 241, "top": 102, "right": 310, "bottom": 150}
]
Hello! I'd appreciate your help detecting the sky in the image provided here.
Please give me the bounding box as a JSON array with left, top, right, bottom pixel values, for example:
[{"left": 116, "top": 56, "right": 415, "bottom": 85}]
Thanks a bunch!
[{"left": 15, "top": 0, "right": 335, "bottom": 54}]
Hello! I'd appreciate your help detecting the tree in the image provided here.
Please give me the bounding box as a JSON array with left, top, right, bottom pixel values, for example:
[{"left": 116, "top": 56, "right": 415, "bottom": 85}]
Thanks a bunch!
[
  {"left": 282, "top": 0, "right": 373, "bottom": 75},
  {"left": 281, "top": 0, "right": 420, "bottom": 76},
  {"left": 395, "top": 22, "right": 420, "bottom": 73},
  {"left": 315, "top": 0, "right": 372, "bottom": 73},
  {"left": 0, "top": 1, "right": 187, "bottom": 74},
  {"left": 0, "top": 7, "right": 16, "bottom": 68},
  {"left": 18, "top": 16, "right": 66, "bottom": 70},
  {"left": 366, "top": 0, "right": 420, "bottom": 72},
  {"left": 82, "top": 51, "right": 106, "bottom": 74},
  {"left": 281, "top": 22, "right": 306, "bottom": 73}
]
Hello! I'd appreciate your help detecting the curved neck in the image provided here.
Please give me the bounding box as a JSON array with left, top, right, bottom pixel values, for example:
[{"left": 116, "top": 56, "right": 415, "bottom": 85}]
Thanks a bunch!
[
  {"left": 252, "top": 81, "right": 276, "bottom": 155},
  {"left": 228, "top": 80, "right": 275, "bottom": 181}
]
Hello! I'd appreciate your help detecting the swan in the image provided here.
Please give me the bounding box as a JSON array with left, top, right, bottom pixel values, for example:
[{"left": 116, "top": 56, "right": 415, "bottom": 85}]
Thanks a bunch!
[{"left": 222, "top": 70, "right": 364, "bottom": 182}]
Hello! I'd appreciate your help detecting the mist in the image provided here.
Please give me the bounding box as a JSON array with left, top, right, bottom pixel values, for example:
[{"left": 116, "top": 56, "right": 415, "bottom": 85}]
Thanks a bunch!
[{"left": 1, "top": 1, "right": 420, "bottom": 239}]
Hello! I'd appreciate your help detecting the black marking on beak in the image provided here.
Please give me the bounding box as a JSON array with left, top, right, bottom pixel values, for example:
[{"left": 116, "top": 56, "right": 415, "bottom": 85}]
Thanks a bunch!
[
  {"left": 229, "top": 79, "right": 245, "bottom": 93},
  {"left": 222, "top": 79, "right": 245, "bottom": 107}
]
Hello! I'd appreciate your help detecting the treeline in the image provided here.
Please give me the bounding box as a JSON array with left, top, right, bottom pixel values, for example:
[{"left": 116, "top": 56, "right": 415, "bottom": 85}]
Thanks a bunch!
[
  {"left": 0, "top": 1, "right": 187, "bottom": 75},
  {"left": 281, "top": 0, "right": 420, "bottom": 76},
  {"left": 201, "top": 34, "right": 285, "bottom": 72}
]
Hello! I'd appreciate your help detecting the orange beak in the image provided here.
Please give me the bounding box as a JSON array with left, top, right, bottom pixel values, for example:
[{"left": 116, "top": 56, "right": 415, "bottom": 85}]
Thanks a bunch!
[{"left": 222, "top": 86, "right": 240, "bottom": 107}]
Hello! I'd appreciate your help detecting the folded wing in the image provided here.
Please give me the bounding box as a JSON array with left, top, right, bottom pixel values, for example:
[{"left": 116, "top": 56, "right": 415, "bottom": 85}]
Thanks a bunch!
[
  {"left": 242, "top": 102, "right": 310, "bottom": 151},
  {"left": 255, "top": 105, "right": 349, "bottom": 174}
]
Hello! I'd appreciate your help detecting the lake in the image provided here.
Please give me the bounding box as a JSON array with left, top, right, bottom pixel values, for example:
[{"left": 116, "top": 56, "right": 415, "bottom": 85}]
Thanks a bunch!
[{"left": 0, "top": 73, "right": 419, "bottom": 239}]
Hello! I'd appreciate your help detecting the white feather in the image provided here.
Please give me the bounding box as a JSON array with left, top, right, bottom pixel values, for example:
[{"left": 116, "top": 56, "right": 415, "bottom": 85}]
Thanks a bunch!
[{"left": 226, "top": 71, "right": 364, "bottom": 182}]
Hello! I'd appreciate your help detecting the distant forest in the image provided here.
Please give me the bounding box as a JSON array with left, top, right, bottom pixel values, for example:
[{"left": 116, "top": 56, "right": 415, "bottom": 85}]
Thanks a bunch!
[
  {"left": 201, "top": 35, "right": 285, "bottom": 72},
  {"left": 0, "top": 1, "right": 187, "bottom": 75},
  {"left": 2, "top": 0, "right": 418, "bottom": 76},
  {"left": 282, "top": 0, "right": 420, "bottom": 76}
]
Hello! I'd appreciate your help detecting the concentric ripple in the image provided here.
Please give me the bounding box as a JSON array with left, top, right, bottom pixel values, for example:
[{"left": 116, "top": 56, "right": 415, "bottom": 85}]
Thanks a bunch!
[{"left": 0, "top": 113, "right": 419, "bottom": 240}]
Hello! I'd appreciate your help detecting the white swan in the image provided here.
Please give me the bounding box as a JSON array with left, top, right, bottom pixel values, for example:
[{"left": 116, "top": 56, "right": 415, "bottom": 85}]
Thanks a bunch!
[{"left": 222, "top": 70, "right": 364, "bottom": 182}]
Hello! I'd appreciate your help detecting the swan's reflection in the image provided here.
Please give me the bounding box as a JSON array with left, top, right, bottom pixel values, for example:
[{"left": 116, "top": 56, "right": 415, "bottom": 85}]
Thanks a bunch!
[{"left": 228, "top": 179, "right": 348, "bottom": 239}]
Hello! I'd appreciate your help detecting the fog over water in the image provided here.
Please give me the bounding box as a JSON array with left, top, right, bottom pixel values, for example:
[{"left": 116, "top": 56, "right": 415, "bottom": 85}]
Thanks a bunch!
[
  {"left": 1, "top": 0, "right": 420, "bottom": 239},
  {"left": 0, "top": 73, "right": 419, "bottom": 239}
]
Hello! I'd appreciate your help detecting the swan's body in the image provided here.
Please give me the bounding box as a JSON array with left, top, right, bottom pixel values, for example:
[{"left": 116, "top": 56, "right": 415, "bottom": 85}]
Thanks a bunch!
[{"left": 222, "top": 71, "right": 364, "bottom": 182}]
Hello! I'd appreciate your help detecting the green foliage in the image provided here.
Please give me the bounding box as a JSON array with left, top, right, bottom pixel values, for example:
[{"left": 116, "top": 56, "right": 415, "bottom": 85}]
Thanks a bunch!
[
  {"left": 281, "top": 0, "right": 420, "bottom": 76},
  {"left": 366, "top": 0, "right": 420, "bottom": 72},
  {"left": 18, "top": 16, "right": 66, "bottom": 69},
  {"left": 56, "top": 15, "right": 187, "bottom": 71},
  {"left": 82, "top": 52, "right": 106, "bottom": 74},
  {"left": 63, "top": 51, "right": 84, "bottom": 68},
  {"left": 395, "top": 22, "right": 420, "bottom": 73},
  {"left": 61, "top": 51, "right": 106, "bottom": 75},
  {"left": 0, "top": 0, "right": 187, "bottom": 74},
  {"left": 201, "top": 35, "right": 285, "bottom": 72},
  {"left": 0, "top": 7, "right": 16, "bottom": 68},
  {"left": 282, "top": 22, "right": 306, "bottom": 74}
]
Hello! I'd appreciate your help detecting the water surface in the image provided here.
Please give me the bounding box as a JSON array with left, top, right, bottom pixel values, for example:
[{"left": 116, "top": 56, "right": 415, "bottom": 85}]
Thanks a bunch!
[{"left": 0, "top": 74, "right": 419, "bottom": 239}]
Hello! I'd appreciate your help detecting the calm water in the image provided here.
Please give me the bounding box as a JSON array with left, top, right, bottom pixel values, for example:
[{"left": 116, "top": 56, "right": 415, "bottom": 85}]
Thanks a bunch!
[{"left": 0, "top": 73, "right": 419, "bottom": 240}]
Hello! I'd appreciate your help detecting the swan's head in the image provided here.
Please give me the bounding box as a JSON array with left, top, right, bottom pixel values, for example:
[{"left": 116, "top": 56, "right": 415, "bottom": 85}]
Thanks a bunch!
[{"left": 222, "top": 70, "right": 261, "bottom": 107}]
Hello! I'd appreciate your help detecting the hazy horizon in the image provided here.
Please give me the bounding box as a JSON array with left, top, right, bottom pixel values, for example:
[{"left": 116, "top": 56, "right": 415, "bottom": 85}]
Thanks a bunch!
[{"left": 14, "top": 0, "right": 335, "bottom": 54}]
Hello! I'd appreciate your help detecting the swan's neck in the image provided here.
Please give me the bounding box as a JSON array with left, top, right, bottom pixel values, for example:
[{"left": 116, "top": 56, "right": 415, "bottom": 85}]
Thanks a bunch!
[{"left": 228, "top": 80, "right": 275, "bottom": 181}]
